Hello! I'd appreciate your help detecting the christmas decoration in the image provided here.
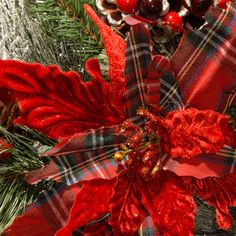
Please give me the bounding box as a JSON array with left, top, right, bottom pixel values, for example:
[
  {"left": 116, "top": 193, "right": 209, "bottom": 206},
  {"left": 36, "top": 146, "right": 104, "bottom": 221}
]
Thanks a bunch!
[
  {"left": 186, "top": 0, "right": 213, "bottom": 17},
  {"left": 216, "top": 0, "right": 232, "bottom": 9},
  {"left": 0, "top": 0, "right": 235, "bottom": 236},
  {"left": 96, "top": 0, "right": 234, "bottom": 41},
  {"left": 0, "top": 2, "right": 236, "bottom": 235}
]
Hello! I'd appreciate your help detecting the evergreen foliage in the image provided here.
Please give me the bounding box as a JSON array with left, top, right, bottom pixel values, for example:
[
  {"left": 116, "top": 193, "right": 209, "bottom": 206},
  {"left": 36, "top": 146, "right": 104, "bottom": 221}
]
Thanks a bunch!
[{"left": 0, "top": 126, "right": 55, "bottom": 232}]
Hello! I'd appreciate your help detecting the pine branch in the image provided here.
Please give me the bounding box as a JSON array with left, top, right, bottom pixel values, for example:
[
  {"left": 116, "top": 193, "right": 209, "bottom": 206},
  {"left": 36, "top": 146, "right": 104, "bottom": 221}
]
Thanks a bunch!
[
  {"left": 0, "top": 126, "right": 55, "bottom": 232},
  {"left": 30, "top": 0, "right": 105, "bottom": 75},
  {"left": 59, "top": 0, "right": 102, "bottom": 43}
]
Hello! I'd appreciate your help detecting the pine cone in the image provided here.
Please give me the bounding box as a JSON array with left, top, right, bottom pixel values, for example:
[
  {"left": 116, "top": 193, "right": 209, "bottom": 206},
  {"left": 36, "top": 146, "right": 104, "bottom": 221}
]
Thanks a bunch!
[{"left": 96, "top": 0, "right": 130, "bottom": 35}]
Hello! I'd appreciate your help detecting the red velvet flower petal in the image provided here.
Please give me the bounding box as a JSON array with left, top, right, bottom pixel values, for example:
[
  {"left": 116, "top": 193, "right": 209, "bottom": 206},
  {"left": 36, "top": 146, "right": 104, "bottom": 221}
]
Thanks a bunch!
[
  {"left": 138, "top": 171, "right": 196, "bottom": 236},
  {"left": 193, "top": 174, "right": 236, "bottom": 230},
  {"left": 109, "top": 170, "right": 146, "bottom": 235},
  {"left": 84, "top": 5, "right": 126, "bottom": 121},
  {"left": 163, "top": 108, "right": 234, "bottom": 159},
  {"left": 84, "top": 4, "right": 126, "bottom": 83},
  {"left": 0, "top": 60, "right": 125, "bottom": 139},
  {"left": 55, "top": 178, "right": 115, "bottom": 236}
]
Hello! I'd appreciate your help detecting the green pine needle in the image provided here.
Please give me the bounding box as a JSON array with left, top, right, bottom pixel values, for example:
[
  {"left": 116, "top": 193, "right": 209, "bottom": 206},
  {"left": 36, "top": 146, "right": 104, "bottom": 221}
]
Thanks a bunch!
[
  {"left": 0, "top": 126, "right": 55, "bottom": 232},
  {"left": 27, "top": 0, "right": 105, "bottom": 75}
]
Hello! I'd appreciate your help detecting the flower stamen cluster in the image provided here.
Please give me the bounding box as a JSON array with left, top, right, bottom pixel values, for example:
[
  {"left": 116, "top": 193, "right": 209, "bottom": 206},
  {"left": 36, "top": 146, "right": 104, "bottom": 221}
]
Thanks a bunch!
[{"left": 113, "top": 107, "right": 166, "bottom": 181}]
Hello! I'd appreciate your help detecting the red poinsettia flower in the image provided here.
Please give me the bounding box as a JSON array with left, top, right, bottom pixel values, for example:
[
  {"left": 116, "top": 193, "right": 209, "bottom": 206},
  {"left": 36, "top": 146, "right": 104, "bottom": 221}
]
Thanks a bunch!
[{"left": 2, "top": 3, "right": 236, "bottom": 236}]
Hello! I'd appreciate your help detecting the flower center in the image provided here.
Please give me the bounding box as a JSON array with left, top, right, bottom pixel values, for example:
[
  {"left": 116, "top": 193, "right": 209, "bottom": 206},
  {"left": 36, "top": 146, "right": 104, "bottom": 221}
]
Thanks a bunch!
[{"left": 113, "top": 107, "right": 166, "bottom": 180}]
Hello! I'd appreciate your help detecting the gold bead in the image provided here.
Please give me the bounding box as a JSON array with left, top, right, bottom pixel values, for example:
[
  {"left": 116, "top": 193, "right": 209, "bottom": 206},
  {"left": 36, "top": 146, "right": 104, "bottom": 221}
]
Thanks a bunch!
[{"left": 113, "top": 151, "right": 126, "bottom": 162}]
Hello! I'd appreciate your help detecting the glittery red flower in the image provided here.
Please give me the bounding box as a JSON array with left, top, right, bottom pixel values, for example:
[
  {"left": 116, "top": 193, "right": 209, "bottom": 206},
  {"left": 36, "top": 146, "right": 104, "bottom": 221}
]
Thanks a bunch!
[{"left": 162, "top": 108, "right": 233, "bottom": 159}]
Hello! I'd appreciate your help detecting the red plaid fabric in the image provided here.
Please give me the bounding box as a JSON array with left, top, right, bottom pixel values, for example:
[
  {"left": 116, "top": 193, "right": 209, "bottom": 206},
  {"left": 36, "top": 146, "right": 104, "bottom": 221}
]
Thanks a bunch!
[
  {"left": 162, "top": 3, "right": 236, "bottom": 177},
  {"left": 25, "top": 125, "right": 126, "bottom": 185},
  {"left": 171, "top": 4, "right": 236, "bottom": 112},
  {"left": 164, "top": 145, "right": 236, "bottom": 179}
]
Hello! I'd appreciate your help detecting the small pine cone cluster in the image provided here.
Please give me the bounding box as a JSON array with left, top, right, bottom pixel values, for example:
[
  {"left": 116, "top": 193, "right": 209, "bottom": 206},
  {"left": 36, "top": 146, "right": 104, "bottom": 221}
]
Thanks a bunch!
[{"left": 96, "top": 0, "right": 130, "bottom": 34}]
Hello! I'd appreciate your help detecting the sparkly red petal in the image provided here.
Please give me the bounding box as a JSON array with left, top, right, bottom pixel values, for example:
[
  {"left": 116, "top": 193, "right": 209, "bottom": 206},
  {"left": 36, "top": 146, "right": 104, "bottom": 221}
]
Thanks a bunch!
[
  {"left": 84, "top": 5, "right": 126, "bottom": 114},
  {"left": 55, "top": 178, "right": 115, "bottom": 236},
  {"left": 0, "top": 60, "right": 125, "bottom": 139},
  {"left": 163, "top": 108, "right": 233, "bottom": 159},
  {"left": 84, "top": 4, "right": 126, "bottom": 83},
  {"left": 193, "top": 174, "right": 236, "bottom": 230},
  {"left": 138, "top": 171, "right": 196, "bottom": 236},
  {"left": 109, "top": 170, "right": 145, "bottom": 235}
]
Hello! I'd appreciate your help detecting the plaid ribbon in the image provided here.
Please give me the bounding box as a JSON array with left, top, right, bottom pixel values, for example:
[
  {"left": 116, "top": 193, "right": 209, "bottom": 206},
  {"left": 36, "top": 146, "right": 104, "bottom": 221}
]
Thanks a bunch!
[
  {"left": 7, "top": 3, "right": 236, "bottom": 236},
  {"left": 164, "top": 145, "right": 236, "bottom": 178},
  {"left": 124, "top": 23, "right": 151, "bottom": 124},
  {"left": 171, "top": 4, "right": 236, "bottom": 112},
  {"left": 163, "top": 3, "right": 236, "bottom": 177},
  {"left": 25, "top": 125, "right": 126, "bottom": 185}
]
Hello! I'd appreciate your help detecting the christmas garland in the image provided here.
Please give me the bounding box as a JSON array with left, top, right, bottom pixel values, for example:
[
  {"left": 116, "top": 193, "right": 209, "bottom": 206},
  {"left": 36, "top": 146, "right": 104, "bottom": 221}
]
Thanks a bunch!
[{"left": 0, "top": 2, "right": 236, "bottom": 236}]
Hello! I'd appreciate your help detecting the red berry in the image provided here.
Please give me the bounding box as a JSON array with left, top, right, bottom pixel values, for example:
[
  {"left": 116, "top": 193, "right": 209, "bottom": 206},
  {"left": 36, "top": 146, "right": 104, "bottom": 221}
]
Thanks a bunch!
[
  {"left": 140, "top": 0, "right": 163, "bottom": 19},
  {"left": 216, "top": 0, "right": 231, "bottom": 9},
  {"left": 117, "top": 0, "right": 140, "bottom": 13},
  {"left": 162, "top": 12, "right": 183, "bottom": 33}
]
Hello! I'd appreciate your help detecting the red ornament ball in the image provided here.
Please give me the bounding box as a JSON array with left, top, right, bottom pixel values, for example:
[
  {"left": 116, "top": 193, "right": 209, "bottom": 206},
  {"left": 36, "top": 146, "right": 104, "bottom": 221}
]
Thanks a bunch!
[
  {"left": 140, "top": 0, "right": 163, "bottom": 19},
  {"left": 117, "top": 0, "right": 140, "bottom": 13},
  {"left": 162, "top": 12, "right": 183, "bottom": 33}
]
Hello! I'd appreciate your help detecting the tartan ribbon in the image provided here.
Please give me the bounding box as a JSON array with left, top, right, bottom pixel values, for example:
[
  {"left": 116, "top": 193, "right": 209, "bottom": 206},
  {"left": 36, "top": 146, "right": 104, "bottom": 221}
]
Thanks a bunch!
[
  {"left": 164, "top": 145, "right": 236, "bottom": 179},
  {"left": 163, "top": 3, "right": 236, "bottom": 176},
  {"left": 25, "top": 125, "right": 126, "bottom": 185},
  {"left": 7, "top": 3, "right": 236, "bottom": 236},
  {"left": 171, "top": 4, "right": 236, "bottom": 112},
  {"left": 145, "top": 54, "right": 184, "bottom": 112},
  {"left": 124, "top": 24, "right": 151, "bottom": 124}
]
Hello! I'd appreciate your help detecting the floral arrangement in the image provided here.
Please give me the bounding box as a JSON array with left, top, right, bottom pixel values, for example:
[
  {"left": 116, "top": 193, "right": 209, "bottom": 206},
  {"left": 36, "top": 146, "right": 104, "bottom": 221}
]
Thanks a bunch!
[{"left": 0, "top": 3, "right": 235, "bottom": 236}]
